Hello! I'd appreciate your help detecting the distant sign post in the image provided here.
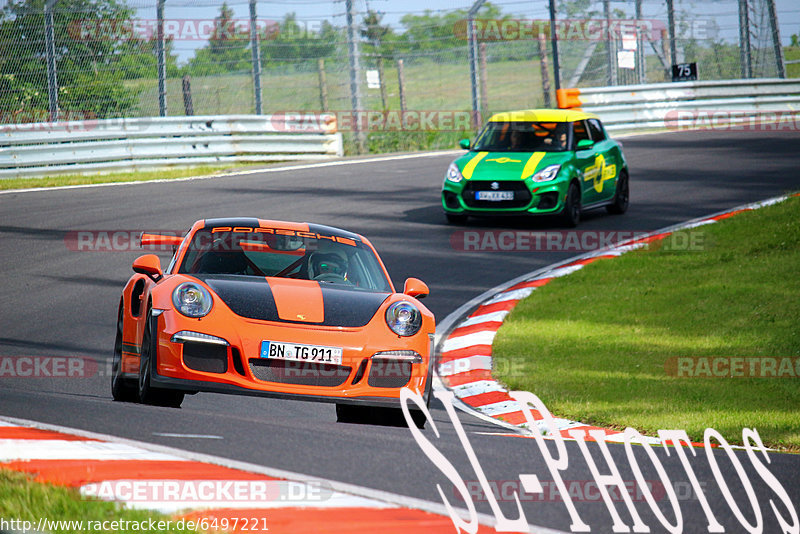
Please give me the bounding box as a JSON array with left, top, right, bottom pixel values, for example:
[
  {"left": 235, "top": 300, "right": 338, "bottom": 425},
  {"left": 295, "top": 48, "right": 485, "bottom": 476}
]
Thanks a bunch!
[{"left": 672, "top": 62, "right": 698, "bottom": 82}]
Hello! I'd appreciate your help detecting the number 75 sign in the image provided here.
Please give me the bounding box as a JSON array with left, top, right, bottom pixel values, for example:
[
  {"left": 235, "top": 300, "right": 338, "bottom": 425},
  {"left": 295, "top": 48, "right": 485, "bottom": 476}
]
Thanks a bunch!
[{"left": 672, "top": 62, "right": 698, "bottom": 82}]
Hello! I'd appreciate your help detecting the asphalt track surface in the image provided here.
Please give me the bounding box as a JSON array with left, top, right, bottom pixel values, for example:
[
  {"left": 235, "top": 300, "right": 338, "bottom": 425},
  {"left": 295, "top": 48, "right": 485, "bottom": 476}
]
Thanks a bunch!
[{"left": 1, "top": 128, "right": 799, "bottom": 533}]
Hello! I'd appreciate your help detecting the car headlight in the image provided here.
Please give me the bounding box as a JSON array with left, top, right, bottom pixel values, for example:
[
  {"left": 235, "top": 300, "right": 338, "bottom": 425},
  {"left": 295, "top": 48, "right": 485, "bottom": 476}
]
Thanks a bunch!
[
  {"left": 531, "top": 164, "right": 561, "bottom": 182},
  {"left": 445, "top": 163, "right": 464, "bottom": 183},
  {"left": 172, "top": 282, "right": 213, "bottom": 318},
  {"left": 385, "top": 301, "right": 422, "bottom": 337}
]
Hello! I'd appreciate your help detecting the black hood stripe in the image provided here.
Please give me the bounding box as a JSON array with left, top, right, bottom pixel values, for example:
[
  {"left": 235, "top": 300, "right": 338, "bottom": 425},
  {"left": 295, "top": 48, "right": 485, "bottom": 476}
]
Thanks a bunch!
[{"left": 199, "top": 275, "right": 389, "bottom": 327}]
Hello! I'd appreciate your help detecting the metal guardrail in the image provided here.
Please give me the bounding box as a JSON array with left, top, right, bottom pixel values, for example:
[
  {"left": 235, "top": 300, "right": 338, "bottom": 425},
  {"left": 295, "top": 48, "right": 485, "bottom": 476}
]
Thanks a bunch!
[
  {"left": 0, "top": 114, "right": 343, "bottom": 179},
  {"left": 556, "top": 78, "right": 800, "bottom": 132}
]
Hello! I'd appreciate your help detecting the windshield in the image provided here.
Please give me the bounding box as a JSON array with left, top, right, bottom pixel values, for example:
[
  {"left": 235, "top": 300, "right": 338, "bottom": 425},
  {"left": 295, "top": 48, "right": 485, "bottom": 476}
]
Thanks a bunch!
[
  {"left": 178, "top": 228, "right": 392, "bottom": 292},
  {"left": 472, "top": 121, "right": 569, "bottom": 152}
]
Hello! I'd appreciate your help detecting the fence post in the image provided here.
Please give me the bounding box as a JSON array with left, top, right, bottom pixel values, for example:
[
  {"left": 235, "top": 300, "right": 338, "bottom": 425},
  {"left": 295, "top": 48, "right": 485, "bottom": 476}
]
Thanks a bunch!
[
  {"left": 738, "top": 0, "right": 752, "bottom": 78},
  {"left": 397, "top": 59, "right": 407, "bottom": 113},
  {"left": 765, "top": 0, "right": 785, "bottom": 78},
  {"left": 318, "top": 59, "right": 329, "bottom": 112},
  {"left": 182, "top": 75, "right": 194, "bottom": 116},
  {"left": 249, "top": 0, "right": 263, "bottom": 114},
  {"left": 44, "top": 0, "right": 59, "bottom": 122},
  {"left": 537, "top": 33, "right": 551, "bottom": 108},
  {"left": 548, "top": 0, "right": 561, "bottom": 91},
  {"left": 479, "top": 43, "right": 488, "bottom": 116},
  {"left": 157, "top": 0, "right": 167, "bottom": 116},
  {"left": 603, "top": 0, "right": 617, "bottom": 86},
  {"left": 377, "top": 56, "right": 388, "bottom": 110},
  {"left": 666, "top": 0, "right": 677, "bottom": 73},
  {"left": 345, "top": 0, "right": 365, "bottom": 153},
  {"left": 467, "top": 0, "right": 486, "bottom": 129},
  {"left": 635, "top": 0, "right": 645, "bottom": 84}
]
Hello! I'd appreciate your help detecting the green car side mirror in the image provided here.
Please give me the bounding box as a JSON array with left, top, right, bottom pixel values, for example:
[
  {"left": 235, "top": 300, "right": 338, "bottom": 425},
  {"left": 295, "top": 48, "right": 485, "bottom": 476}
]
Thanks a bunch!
[
  {"left": 459, "top": 139, "right": 470, "bottom": 150},
  {"left": 577, "top": 139, "right": 594, "bottom": 149}
]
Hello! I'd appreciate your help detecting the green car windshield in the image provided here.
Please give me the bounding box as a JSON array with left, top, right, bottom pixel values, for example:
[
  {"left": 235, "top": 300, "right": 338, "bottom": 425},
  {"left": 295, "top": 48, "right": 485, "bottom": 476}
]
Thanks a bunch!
[{"left": 472, "top": 121, "right": 570, "bottom": 152}]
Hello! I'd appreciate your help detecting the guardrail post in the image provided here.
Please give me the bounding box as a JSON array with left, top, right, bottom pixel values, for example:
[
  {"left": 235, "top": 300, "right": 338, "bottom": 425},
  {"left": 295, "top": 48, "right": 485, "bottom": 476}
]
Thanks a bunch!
[
  {"left": 44, "top": 0, "right": 59, "bottom": 122},
  {"left": 157, "top": 0, "right": 167, "bottom": 116},
  {"left": 249, "top": 0, "right": 263, "bottom": 114}
]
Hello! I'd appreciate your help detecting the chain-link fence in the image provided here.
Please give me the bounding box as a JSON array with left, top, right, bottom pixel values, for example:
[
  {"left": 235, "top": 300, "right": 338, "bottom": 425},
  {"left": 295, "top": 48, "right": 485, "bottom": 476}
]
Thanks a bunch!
[{"left": 0, "top": 0, "right": 795, "bottom": 153}]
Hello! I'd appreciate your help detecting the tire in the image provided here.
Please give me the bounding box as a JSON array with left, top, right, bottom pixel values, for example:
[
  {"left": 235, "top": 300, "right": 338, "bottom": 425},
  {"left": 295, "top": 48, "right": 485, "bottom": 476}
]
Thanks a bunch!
[
  {"left": 336, "top": 404, "right": 426, "bottom": 428},
  {"left": 111, "top": 303, "right": 137, "bottom": 402},
  {"left": 445, "top": 213, "right": 468, "bottom": 225},
  {"left": 606, "top": 170, "right": 629, "bottom": 215},
  {"left": 138, "top": 310, "right": 184, "bottom": 408},
  {"left": 560, "top": 181, "right": 581, "bottom": 228}
]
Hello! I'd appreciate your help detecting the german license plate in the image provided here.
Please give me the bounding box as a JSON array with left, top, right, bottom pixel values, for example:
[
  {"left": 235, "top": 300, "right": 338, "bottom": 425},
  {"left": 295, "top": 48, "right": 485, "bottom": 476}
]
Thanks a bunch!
[
  {"left": 260, "top": 341, "right": 343, "bottom": 365},
  {"left": 476, "top": 191, "right": 514, "bottom": 201}
]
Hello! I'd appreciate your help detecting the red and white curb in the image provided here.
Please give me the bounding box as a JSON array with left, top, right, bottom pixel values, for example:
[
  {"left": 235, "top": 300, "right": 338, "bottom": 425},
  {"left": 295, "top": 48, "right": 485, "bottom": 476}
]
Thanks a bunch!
[
  {"left": 0, "top": 416, "right": 508, "bottom": 533},
  {"left": 434, "top": 193, "right": 798, "bottom": 443}
]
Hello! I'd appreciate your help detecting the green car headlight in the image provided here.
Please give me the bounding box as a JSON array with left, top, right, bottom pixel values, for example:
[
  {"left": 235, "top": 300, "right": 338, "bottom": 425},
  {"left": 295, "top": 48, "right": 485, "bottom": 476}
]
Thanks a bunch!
[
  {"left": 445, "top": 163, "right": 464, "bottom": 183},
  {"left": 531, "top": 164, "right": 561, "bottom": 182}
]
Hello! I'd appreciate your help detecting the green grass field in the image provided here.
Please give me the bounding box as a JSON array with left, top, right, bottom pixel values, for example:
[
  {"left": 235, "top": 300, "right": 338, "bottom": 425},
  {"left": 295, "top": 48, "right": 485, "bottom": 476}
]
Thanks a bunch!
[
  {"left": 493, "top": 195, "right": 800, "bottom": 450},
  {"left": 0, "top": 470, "right": 198, "bottom": 534}
]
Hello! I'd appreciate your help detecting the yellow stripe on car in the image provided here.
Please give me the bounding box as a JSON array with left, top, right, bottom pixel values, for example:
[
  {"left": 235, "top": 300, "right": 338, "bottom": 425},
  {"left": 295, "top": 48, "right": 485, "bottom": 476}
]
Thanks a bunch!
[
  {"left": 521, "top": 152, "right": 546, "bottom": 180},
  {"left": 462, "top": 151, "right": 488, "bottom": 179}
]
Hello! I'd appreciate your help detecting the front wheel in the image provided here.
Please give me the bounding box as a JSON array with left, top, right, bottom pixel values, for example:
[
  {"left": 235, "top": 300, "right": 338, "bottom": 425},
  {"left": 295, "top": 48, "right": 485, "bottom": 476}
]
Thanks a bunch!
[
  {"left": 111, "top": 303, "right": 137, "bottom": 402},
  {"left": 606, "top": 170, "right": 629, "bottom": 214},
  {"left": 560, "top": 182, "right": 581, "bottom": 228},
  {"left": 138, "top": 311, "right": 184, "bottom": 408}
]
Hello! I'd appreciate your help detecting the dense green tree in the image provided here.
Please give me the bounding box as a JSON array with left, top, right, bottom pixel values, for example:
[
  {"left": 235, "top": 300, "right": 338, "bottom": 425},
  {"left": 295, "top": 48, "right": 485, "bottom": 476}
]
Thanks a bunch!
[
  {"left": 0, "top": 0, "right": 141, "bottom": 118},
  {"left": 185, "top": 3, "right": 250, "bottom": 76}
]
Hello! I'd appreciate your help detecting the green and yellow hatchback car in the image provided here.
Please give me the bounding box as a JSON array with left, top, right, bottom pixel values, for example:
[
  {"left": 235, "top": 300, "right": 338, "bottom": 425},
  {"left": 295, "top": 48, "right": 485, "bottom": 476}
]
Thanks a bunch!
[{"left": 442, "top": 109, "right": 629, "bottom": 227}]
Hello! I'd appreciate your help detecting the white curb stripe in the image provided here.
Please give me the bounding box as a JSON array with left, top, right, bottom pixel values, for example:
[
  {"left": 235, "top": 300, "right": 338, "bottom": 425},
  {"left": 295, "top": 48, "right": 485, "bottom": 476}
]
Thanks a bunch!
[
  {"left": 483, "top": 287, "right": 535, "bottom": 305},
  {"left": 0, "top": 439, "right": 187, "bottom": 462},
  {"left": 529, "top": 264, "right": 585, "bottom": 280},
  {"left": 457, "top": 310, "right": 510, "bottom": 327},
  {"left": 450, "top": 380, "right": 508, "bottom": 398},
  {"left": 475, "top": 401, "right": 524, "bottom": 417},
  {"left": 437, "top": 355, "right": 494, "bottom": 377},
  {"left": 440, "top": 330, "right": 497, "bottom": 352}
]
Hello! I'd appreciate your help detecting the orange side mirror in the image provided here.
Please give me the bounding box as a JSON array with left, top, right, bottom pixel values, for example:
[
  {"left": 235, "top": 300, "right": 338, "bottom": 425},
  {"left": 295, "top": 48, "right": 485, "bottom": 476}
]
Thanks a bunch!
[{"left": 403, "top": 278, "right": 429, "bottom": 299}]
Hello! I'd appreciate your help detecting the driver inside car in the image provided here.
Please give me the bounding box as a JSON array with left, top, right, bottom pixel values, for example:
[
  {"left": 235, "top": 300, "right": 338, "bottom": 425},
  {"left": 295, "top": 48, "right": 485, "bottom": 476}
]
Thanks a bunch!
[{"left": 307, "top": 249, "right": 349, "bottom": 283}]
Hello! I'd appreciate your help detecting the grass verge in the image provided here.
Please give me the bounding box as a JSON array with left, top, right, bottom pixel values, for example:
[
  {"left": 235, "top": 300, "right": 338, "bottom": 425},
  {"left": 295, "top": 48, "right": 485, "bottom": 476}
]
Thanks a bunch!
[
  {"left": 0, "top": 164, "right": 274, "bottom": 191},
  {"left": 493, "top": 194, "right": 800, "bottom": 450},
  {"left": 0, "top": 470, "right": 200, "bottom": 533}
]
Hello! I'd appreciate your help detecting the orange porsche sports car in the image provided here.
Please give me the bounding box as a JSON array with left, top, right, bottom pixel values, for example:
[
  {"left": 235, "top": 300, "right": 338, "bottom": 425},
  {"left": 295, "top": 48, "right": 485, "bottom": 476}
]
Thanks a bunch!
[{"left": 111, "top": 218, "right": 434, "bottom": 425}]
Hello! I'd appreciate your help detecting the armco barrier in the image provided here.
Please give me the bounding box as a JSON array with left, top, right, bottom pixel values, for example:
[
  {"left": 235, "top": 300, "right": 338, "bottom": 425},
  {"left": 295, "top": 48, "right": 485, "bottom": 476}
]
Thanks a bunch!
[
  {"left": 556, "top": 78, "right": 800, "bottom": 132},
  {"left": 0, "top": 114, "right": 343, "bottom": 179}
]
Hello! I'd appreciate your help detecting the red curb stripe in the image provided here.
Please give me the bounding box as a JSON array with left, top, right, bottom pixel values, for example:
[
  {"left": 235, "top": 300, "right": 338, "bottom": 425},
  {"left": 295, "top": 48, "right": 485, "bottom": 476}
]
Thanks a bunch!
[
  {"left": 180, "top": 507, "right": 493, "bottom": 534},
  {"left": 469, "top": 300, "right": 519, "bottom": 317},
  {"left": 460, "top": 391, "right": 514, "bottom": 407},
  {"left": 0, "top": 427, "right": 100, "bottom": 441},
  {"left": 439, "top": 345, "right": 492, "bottom": 362},
  {"left": 496, "top": 411, "right": 531, "bottom": 425},
  {"left": 505, "top": 277, "right": 553, "bottom": 291},
  {"left": 448, "top": 322, "right": 503, "bottom": 338},
  {"left": 710, "top": 208, "right": 751, "bottom": 221},
  {"left": 441, "top": 370, "right": 495, "bottom": 387},
  {"left": 1, "top": 460, "right": 274, "bottom": 486}
]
